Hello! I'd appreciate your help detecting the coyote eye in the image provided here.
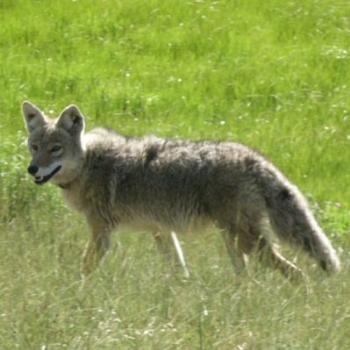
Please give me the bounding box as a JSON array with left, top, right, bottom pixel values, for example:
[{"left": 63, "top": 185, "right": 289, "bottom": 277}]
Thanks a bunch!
[
  {"left": 50, "top": 145, "right": 62, "bottom": 153},
  {"left": 31, "top": 144, "right": 38, "bottom": 152}
]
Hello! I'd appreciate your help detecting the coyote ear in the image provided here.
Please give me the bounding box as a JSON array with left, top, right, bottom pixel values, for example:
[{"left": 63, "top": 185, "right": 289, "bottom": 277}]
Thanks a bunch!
[
  {"left": 22, "top": 101, "right": 46, "bottom": 132},
  {"left": 57, "top": 105, "right": 85, "bottom": 136}
]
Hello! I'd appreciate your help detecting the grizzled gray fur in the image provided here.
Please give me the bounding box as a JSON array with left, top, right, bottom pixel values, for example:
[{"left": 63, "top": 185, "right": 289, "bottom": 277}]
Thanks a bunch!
[{"left": 23, "top": 101, "right": 341, "bottom": 277}]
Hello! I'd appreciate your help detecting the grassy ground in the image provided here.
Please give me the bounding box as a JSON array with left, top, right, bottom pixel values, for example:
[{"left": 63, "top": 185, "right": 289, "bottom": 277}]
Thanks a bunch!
[{"left": 0, "top": 0, "right": 350, "bottom": 348}]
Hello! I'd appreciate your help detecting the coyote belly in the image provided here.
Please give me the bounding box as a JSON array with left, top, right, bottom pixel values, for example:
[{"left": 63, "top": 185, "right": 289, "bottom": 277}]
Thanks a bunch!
[{"left": 22, "top": 101, "right": 341, "bottom": 277}]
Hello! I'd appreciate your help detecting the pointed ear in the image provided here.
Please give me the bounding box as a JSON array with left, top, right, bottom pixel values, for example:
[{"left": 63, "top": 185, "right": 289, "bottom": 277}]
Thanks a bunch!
[
  {"left": 56, "top": 105, "right": 85, "bottom": 136},
  {"left": 22, "top": 101, "right": 46, "bottom": 132}
]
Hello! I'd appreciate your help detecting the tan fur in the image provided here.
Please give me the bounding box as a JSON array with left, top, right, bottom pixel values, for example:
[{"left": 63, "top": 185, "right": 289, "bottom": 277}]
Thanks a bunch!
[{"left": 22, "top": 101, "right": 341, "bottom": 278}]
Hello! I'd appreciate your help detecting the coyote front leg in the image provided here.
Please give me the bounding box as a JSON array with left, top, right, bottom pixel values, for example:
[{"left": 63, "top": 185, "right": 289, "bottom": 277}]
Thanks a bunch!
[
  {"left": 152, "top": 231, "right": 190, "bottom": 278},
  {"left": 82, "top": 220, "right": 111, "bottom": 276}
]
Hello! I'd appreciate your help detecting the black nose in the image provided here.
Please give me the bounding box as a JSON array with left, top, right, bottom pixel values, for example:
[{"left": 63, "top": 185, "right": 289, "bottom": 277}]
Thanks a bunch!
[{"left": 27, "top": 165, "right": 39, "bottom": 175}]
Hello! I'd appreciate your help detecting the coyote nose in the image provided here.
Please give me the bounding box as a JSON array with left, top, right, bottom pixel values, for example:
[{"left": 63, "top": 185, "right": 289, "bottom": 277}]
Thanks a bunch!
[{"left": 27, "top": 165, "right": 39, "bottom": 175}]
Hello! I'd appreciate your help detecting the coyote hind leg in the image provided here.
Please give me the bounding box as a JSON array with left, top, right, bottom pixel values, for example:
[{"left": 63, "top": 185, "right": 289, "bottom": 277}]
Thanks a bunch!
[
  {"left": 247, "top": 215, "right": 305, "bottom": 280},
  {"left": 221, "top": 210, "right": 304, "bottom": 280},
  {"left": 256, "top": 238, "right": 304, "bottom": 280},
  {"left": 220, "top": 229, "right": 247, "bottom": 275},
  {"left": 220, "top": 211, "right": 264, "bottom": 276}
]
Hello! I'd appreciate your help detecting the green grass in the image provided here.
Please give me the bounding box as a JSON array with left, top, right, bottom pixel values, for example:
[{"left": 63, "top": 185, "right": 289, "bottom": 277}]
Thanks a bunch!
[{"left": 0, "top": 0, "right": 350, "bottom": 348}]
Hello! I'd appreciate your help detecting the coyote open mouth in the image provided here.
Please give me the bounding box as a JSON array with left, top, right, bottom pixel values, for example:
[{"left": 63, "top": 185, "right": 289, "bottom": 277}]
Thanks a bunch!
[{"left": 34, "top": 165, "right": 62, "bottom": 185}]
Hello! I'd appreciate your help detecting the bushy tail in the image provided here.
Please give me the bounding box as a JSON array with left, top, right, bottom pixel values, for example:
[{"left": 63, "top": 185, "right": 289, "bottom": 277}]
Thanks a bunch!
[{"left": 262, "top": 173, "right": 341, "bottom": 273}]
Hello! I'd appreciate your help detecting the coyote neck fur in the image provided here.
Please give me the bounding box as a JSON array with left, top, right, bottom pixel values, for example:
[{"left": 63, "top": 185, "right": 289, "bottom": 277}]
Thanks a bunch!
[{"left": 57, "top": 166, "right": 83, "bottom": 190}]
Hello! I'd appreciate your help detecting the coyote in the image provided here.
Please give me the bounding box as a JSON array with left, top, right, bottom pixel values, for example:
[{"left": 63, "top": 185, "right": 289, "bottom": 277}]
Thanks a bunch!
[{"left": 22, "top": 101, "right": 340, "bottom": 278}]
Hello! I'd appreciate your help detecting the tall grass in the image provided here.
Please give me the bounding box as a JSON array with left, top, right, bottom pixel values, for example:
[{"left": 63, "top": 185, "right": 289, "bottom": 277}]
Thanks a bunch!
[{"left": 0, "top": 0, "right": 349, "bottom": 348}]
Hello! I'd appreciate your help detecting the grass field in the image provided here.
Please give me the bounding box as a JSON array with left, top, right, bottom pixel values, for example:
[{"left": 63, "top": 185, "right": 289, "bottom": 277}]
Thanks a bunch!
[{"left": 1, "top": 0, "right": 350, "bottom": 348}]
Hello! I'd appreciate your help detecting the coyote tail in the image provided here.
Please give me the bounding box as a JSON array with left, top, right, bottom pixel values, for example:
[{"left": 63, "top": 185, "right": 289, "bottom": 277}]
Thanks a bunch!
[{"left": 262, "top": 172, "right": 341, "bottom": 273}]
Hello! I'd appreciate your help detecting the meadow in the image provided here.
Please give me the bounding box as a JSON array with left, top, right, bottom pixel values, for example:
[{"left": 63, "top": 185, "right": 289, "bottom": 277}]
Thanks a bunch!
[{"left": 0, "top": 0, "right": 350, "bottom": 348}]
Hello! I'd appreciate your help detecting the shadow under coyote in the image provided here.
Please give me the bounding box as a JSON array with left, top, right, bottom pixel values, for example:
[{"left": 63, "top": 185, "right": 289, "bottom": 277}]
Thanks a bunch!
[{"left": 22, "top": 101, "right": 341, "bottom": 279}]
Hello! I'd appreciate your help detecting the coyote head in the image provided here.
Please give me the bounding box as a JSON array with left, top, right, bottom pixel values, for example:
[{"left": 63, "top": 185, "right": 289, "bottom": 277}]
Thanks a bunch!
[{"left": 22, "top": 101, "right": 85, "bottom": 186}]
